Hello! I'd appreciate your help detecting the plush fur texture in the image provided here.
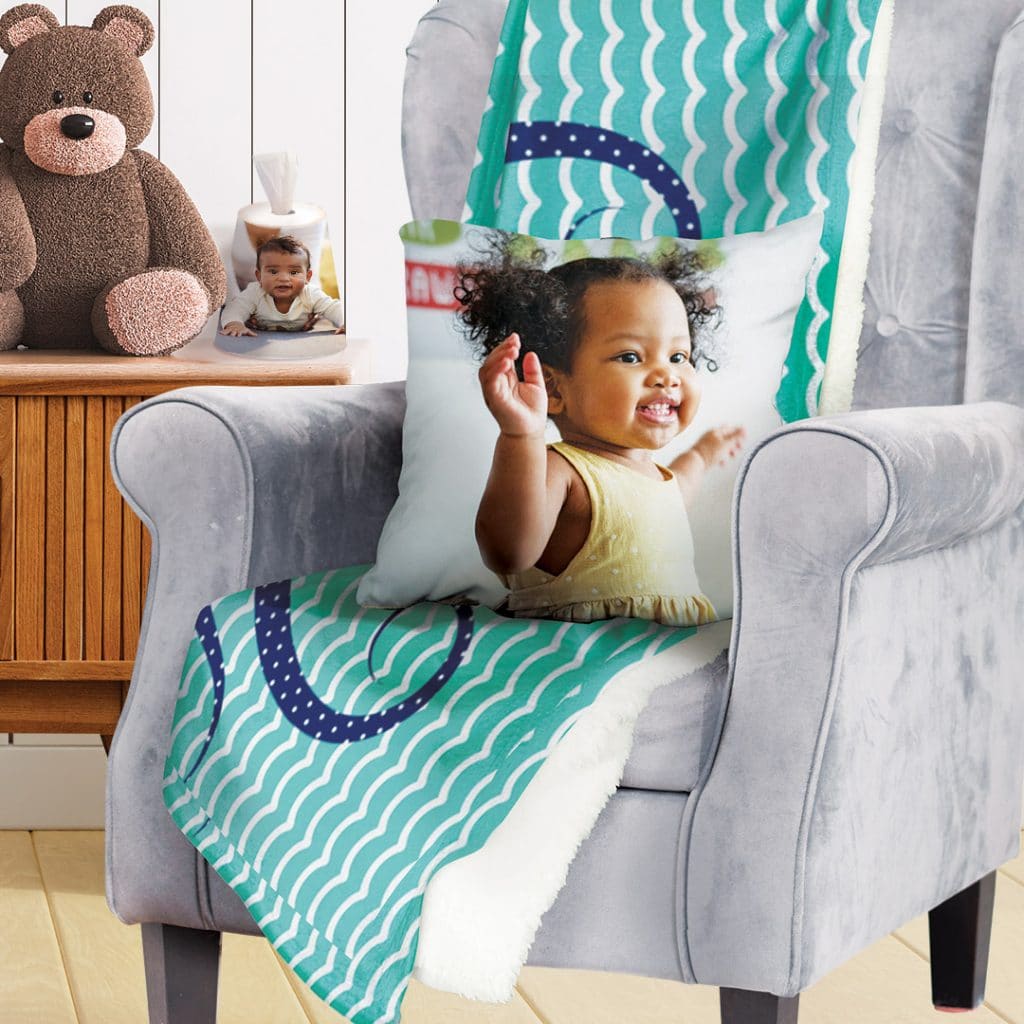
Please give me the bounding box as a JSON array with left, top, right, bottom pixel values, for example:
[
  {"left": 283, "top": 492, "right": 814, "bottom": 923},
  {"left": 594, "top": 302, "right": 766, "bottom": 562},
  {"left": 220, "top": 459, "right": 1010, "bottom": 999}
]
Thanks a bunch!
[
  {"left": 0, "top": 4, "right": 225, "bottom": 354},
  {"left": 99, "top": 269, "right": 209, "bottom": 355}
]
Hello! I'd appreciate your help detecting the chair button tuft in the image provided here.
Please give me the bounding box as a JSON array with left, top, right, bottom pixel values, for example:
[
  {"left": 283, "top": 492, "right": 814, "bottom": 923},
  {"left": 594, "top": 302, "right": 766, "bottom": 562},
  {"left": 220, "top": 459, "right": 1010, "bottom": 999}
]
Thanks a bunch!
[
  {"left": 877, "top": 314, "right": 901, "bottom": 337},
  {"left": 894, "top": 109, "right": 918, "bottom": 134}
]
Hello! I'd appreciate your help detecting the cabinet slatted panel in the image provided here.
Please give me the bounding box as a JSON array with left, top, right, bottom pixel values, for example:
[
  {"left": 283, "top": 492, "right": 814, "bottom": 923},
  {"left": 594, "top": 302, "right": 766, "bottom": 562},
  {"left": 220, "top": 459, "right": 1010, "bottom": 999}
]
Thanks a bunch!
[
  {"left": 0, "top": 349, "right": 353, "bottom": 735},
  {"left": 64, "top": 397, "right": 85, "bottom": 660},
  {"left": 7, "top": 396, "right": 145, "bottom": 664},
  {"left": 0, "top": 398, "right": 13, "bottom": 661}
]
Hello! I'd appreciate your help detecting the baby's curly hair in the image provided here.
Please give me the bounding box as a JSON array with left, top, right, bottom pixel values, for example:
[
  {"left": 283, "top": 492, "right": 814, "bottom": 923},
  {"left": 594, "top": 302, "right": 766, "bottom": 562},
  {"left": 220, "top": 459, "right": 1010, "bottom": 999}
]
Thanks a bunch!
[{"left": 453, "top": 231, "right": 721, "bottom": 377}]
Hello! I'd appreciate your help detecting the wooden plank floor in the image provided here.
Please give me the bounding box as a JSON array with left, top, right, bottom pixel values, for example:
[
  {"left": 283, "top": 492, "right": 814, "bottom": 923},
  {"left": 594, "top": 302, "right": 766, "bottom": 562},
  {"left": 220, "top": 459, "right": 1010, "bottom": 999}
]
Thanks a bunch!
[{"left": 1, "top": 830, "right": 1021, "bottom": 1024}]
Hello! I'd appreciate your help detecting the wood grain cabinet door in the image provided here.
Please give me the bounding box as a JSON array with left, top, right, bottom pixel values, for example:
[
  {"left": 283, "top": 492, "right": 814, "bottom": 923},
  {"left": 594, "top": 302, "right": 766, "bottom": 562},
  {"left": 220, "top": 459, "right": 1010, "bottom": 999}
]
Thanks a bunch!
[{"left": 0, "top": 397, "right": 12, "bottom": 661}]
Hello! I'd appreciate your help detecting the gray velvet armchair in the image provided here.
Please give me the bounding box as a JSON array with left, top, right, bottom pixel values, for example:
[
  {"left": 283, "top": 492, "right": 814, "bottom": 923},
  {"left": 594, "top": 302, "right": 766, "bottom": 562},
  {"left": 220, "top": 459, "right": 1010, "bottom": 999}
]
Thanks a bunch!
[{"left": 106, "top": 2, "right": 1024, "bottom": 1022}]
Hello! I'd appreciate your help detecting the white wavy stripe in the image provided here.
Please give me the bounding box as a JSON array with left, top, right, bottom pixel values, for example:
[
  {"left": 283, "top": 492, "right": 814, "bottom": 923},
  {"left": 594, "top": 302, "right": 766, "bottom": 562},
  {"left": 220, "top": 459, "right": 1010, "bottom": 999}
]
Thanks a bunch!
[
  {"left": 599, "top": 163, "right": 623, "bottom": 236},
  {"left": 296, "top": 574, "right": 363, "bottom": 663},
  {"left": 640, "top": 177, "right": 662, "bottom": 238},
  {"left": 340, "top": 772, "right": 497, "bottom": 958},
  {"left": 222, "top": 729, "right": 304, "bottom": 836},
  {"left": 172, "top": 651, "right": 264, "bottom": 781},
  {"left": 343, "top": 606, "right": 440, "bottom": 713},
  {"left": 204, "top": 707, "right": 283, "bottom": 817},
  {"left": 272, "top": 911, "right": 301, "bottom": 952},
  {"left": 557, "top": 0, "right": 582, "bottom": 123},
  {"left": 334, "top": 749, "right": 552, "bottom": 1010},
  {"left": 244, "top": 878, "right": 267, "bottom": 908},
  {"left": 212, "top": 840, "right": 236, "bottom": 871},
  {"left": 221, "top": 626, "right": 256, "bottom": 674},
  {"left": 189, "top": 663, "right": 268, "bottom": 795},
  {"left": 845, "top": 0, "right": 870, "bottom": 190},
  {"left": 302, "top": 623, "right": 560, "bottom": 922},
  {"left": 804, "top": 246, "right": 830, "bottom": 413},
  {"left": 517, "top": 161, "right": 541, "bottom": 234},
  {"left": 257, "top": 895, "right": 284, "bottom": 930},
  {"left": 255, "top": 730, "right": 392, "bottom": 876},
  {"left": 639, "top": 0, "right": 666, "bottom": 154},
  {"left": 803, "top": 0, "right": 832, "bottom": 407},
  {"left": 354, "top": 606, "right": 438, "bottom": 704},
  {"left": 723, "top": 0, "right": 750, "bottom": 233},
  {"left": 303, "top": 944, "right": 337, "bottom": 990},
  {"left": 316, "top": 620, "right": 621, "bottom": 939},
  {"left": 230, "top": 861, "right": 250, "bottom": 889},
  {"left": 681, "top": 0, "right": 708, "bottom": 211},
  {"left": 339, "top": 767, "right": 524, "bottom": 1010},
  {"left": 517, "top": 10, "right": 542, "bottom": 122},
  {"left": 164, "top": 780, "right": 194, "bottom": 816},
  {"left": 284, "top": 931, "right": 318, "bottom": 971},
  {"left": 218, "top": 593, "right": 256, "bottom": 651},
  {"left": 169, "top": 674, "right": 213, "bottom": 748},
  {"left": 599, "top": 0, "right": 623, "bottom": 127},
  {"left": 291, "top": 571, "right": 338, "bottom": 624},
  {"left": 175, "top": 645, "right": 208, "bottom": 698},
  {"left": 609, "top": 620, "right": 660, "bottom": 658},
  {"left": 803, "top": 0, "right": 831, "bottom": 214},
  {"left": 365, "top": 616, "right": 457, "bottom": 714},
  {"left": 334, "top": 911, "right": 419, "bottom": 1018},
  {"left": 345, "top": 774, "right": 500, "bottom": 957},
  {"left": 270, "top": 618, "right": 523, "bottom": 894},
  {"left": 558, "top": 159, "right": 583, "bottom": 240},
  {"left": 180, "top": 809, "right": 207, "bottom": 832},
  {"left": 763, "top": 0, "right": 790, "bottom": 228}
]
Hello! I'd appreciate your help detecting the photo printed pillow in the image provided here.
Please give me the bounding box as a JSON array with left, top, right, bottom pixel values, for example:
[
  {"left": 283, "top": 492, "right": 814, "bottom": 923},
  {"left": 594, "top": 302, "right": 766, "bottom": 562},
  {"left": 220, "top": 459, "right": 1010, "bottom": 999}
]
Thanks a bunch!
[{"left": 358, "top": 214, "right": 823, "bottom": 621}]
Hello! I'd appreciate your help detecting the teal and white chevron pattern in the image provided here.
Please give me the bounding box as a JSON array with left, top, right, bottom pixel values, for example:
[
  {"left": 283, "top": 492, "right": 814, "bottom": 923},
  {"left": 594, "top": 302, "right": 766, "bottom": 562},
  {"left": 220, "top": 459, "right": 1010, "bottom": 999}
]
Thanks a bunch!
[
  {"left": 163, "top": 564, "right": 699, "bottom": 1024},
  {"left": 465, "top": 0, "right": 883, "bottom": 420}
]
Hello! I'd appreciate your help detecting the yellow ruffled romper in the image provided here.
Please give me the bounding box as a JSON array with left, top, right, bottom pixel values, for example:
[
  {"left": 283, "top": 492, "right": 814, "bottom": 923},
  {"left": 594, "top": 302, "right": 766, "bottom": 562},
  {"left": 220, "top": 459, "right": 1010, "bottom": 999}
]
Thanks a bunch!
[{"left": 499, "top": 442, "right": 716, "bottom": 627}]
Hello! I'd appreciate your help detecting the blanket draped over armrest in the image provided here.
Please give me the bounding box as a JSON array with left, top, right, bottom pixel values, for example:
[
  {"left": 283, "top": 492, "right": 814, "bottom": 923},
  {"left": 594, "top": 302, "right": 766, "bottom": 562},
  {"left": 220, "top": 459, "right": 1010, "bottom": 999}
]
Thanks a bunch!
[{"left": 163, "top": 564, "right": 728, "bottom": 1024}]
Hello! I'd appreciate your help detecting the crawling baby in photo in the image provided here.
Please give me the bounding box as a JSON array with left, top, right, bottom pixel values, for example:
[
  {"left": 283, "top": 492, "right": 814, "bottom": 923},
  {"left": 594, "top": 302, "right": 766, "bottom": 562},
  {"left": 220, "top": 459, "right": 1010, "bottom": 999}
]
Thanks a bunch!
[{"left": 220, "top": 235, "right": 345, "bottom": 336}]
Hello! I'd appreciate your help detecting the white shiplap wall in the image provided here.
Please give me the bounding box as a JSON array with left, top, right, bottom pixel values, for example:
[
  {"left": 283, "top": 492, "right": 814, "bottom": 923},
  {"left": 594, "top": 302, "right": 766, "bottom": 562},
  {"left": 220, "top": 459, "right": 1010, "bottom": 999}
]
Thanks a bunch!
[
  {"left": 0, "top": 1, "right": 342, "bottom": 828},
  {"left": 344, "top": 0, "right": 427, "bottom": 383}
]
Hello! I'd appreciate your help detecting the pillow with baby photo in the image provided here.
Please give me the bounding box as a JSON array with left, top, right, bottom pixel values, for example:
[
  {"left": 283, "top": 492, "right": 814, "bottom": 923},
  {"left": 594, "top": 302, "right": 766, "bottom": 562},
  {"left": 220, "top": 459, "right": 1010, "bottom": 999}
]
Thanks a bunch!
[{"left": 357, "top": 214, "right": 824, "bottom": 621}]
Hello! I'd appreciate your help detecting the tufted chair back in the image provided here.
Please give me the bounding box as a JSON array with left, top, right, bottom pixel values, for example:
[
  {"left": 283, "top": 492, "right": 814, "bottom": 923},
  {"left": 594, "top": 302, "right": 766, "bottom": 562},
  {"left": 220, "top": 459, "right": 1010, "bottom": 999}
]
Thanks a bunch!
[{"left": 403, "top": 0, "right": 1024, "bottom": 412}]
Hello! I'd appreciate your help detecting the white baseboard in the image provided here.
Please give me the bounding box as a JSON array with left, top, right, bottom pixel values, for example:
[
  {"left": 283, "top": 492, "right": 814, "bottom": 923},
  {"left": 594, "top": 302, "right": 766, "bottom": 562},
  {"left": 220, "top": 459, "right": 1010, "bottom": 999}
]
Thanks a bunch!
[{"left": 0, "top": 742, "right": 107, "bottom": 829}]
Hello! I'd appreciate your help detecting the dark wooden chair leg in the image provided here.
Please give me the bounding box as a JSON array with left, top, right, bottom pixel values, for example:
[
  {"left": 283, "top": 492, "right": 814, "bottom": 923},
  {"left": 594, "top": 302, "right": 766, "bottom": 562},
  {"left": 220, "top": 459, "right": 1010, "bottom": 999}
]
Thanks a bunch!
[
  {"left": 141, "top": 922, "right": 221, "bottom": 1024},
  {"left": 929, "top": 870, "right": 996, "bottom": 1011},
  {"left": 720, "top": 987, "right": 800, "bottom": 1024}
]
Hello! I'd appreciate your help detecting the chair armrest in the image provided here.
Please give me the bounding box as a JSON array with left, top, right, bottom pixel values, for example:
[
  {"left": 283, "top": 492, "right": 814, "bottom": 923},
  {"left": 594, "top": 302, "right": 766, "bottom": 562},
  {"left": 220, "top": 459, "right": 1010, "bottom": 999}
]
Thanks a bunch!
[
  {"left": 105, "top": 382, "right": 404, "bottom": 928},
  {"left": 680, "top": 401, "right": 1024, "bottom": 998}
]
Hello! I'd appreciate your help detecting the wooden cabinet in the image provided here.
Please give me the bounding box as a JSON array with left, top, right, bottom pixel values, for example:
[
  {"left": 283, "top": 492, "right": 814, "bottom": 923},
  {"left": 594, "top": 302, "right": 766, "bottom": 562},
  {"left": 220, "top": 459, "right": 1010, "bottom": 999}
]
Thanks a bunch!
[{"left": 0, "top": 346, "right": 366, "bottom": 744}]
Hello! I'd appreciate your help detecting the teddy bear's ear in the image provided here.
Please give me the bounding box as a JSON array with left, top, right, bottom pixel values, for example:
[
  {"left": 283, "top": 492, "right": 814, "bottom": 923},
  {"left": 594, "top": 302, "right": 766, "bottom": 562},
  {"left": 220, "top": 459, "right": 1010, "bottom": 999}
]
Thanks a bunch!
[
  {"left": 0, "top": 4, "right": 60, "bottom": 55},
  {"left": 92, "top": 5, "right": 154, "bottom": 57}
]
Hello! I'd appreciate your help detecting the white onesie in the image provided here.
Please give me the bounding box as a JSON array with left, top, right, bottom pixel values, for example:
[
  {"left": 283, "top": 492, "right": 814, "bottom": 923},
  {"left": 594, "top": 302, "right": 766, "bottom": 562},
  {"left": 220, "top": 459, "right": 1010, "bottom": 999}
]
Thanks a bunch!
[{"left": 221, "top": 282, "right": 344, "bottom": 332}]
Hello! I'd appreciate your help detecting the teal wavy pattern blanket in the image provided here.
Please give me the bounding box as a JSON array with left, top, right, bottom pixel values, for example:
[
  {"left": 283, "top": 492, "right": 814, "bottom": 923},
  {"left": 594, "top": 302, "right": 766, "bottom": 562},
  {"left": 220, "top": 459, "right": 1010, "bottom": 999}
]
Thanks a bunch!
[
  {"left": 464, "top": 0, "right": 884, "bottom": 419},
  {"left": 163, "top": 565, "right": 723, "bottom": 1023}
]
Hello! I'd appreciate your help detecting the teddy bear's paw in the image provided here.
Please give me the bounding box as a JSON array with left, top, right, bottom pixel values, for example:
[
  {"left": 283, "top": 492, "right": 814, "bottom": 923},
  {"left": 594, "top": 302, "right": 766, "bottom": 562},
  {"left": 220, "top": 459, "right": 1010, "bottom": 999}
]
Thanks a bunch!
[
  {"left": 0, "top": 291, "right": 25, "bottom": 350},
  {"left": 101, "top": 270, "right": 209, "bottom": 355}
]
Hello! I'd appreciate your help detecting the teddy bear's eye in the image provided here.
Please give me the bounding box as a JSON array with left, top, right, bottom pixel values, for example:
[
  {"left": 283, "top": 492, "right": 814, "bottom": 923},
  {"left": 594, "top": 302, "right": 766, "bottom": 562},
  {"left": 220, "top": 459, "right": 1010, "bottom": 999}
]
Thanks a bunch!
[
  {"left": 82, "top": 91, "right": 93, "bottom": 104},
  {"left": 51, "top": 90, "right": 64, "bottom": 105}
]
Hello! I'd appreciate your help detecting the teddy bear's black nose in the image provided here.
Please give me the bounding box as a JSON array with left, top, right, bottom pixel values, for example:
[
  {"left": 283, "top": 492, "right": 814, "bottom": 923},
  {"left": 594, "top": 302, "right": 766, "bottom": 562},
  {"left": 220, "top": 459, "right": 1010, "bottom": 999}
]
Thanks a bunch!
[{"left": 60, "top": 113, "right": 95, "bottom": 140}]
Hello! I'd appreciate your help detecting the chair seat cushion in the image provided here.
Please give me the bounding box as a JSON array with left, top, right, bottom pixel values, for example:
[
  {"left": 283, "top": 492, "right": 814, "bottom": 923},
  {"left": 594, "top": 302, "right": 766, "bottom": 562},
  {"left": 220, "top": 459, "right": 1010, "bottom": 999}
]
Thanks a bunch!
[{"left": 621, "top": 644, "right": 729, "bottom": 793}]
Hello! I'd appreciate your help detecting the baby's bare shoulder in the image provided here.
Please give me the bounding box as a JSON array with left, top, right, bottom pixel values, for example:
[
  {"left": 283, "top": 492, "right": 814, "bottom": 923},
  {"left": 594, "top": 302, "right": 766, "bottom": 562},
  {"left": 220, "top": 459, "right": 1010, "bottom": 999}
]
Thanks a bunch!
[{"left": 546, "top": 446, "right": 589, "bottom": 510}]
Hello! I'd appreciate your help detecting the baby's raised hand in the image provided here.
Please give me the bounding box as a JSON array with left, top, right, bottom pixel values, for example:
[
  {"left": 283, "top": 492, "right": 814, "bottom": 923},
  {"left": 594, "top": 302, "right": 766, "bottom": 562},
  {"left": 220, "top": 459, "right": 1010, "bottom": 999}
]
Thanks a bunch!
[
  {"left": 220, "top": 320, "right": 257, "bottom": 337},
  {"left": 479, "top": 334, "right": 548, "bottom": 438},
  {"left": 693, "top": 425, "right": 747, "bottom": 468}
]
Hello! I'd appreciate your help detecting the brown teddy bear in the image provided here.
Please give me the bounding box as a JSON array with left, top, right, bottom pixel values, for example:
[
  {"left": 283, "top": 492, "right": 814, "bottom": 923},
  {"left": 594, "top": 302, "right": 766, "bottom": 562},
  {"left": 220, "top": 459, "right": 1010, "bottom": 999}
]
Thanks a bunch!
[{"left": 0, "top": 4, "right": 226, "bottom": 355}]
